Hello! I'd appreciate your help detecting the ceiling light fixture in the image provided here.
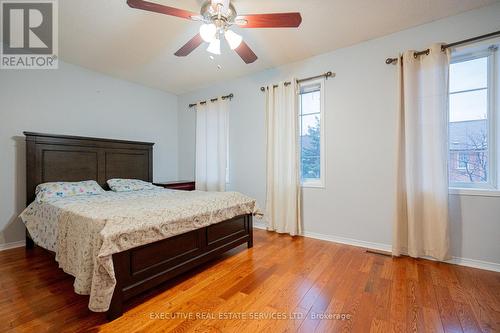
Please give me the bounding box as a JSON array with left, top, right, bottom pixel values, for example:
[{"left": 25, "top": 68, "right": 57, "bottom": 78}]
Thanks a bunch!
[
  {"left": 199, "top": 23, "right": 216, "bottom": 42},
  {"left": 224, "top": 30, "right": 242, "bottom": 50},
  {"left": 200, "top": 0, "right": 241, "bottom": 56},
  {"left": 207, "top": 38, "right": 221, "bottom": 55}
]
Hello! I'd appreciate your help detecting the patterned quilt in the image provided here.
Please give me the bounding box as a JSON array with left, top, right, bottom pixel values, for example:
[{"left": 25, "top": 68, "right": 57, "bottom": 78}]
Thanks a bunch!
[{"left": 20, "top": 189, "right": 261, "bottom": 312}]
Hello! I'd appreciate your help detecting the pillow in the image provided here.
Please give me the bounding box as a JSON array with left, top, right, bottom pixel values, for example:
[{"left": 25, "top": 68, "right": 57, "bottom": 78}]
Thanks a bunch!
[
  {"left": 107, "top": 179, "right": 160, "bottom": 192},
  {"left": 35, "top": 180, "right": 105, "bottom": 203}
]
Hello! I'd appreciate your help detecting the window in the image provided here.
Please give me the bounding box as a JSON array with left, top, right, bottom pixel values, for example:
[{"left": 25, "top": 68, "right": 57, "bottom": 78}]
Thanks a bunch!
[
  {"left": 448, "top": 45, "right": 498, "bottom": 190},
  {"left": 299, "top": 79, "right": 325, "bottom": 187}
]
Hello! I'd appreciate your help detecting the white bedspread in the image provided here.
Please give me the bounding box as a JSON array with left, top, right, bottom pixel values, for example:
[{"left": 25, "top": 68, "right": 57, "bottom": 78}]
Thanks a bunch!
[{"left": 20, "top": 189, "right": 261, "bottom": 312}]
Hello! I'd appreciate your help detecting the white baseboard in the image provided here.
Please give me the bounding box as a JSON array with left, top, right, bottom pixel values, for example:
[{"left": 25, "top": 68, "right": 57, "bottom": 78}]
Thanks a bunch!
[
  {"left": 0, "top": 240, "right": 25, "bottom": 252},
  {"left": 302, "top": 230, "right": 392, "bottom": 253},
  {"left": 253, "top": 223, "right": 500, "bottom": 272},
  {"left": 444, "top": 257, "right": 500, "bottom": 272}
]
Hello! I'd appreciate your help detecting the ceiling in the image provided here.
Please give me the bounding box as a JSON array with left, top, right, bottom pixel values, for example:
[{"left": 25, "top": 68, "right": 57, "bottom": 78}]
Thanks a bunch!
[{"left": 59, "top": 0, "right": 498, "bottom": 94}]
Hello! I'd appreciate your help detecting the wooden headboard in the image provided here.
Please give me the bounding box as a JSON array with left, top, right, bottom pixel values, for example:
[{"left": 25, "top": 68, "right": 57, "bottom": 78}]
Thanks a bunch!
[{"left": 24, "top": 132, "right": 154, "bottom": 204}]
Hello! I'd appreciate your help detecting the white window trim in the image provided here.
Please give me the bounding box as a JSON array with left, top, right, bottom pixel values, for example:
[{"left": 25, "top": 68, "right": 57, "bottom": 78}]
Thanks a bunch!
[
  {"left": 299, "top": 78, "right": 326, "bottom": 188},
  {"left": 449, "top": 187, "right": 500, "bottom": 197},
  {"left": 449, "top": 47, "right": 498, "bottom": 191}
]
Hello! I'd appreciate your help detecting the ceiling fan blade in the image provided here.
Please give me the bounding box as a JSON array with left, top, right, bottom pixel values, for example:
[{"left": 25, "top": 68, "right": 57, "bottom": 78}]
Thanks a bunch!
[
  {"left": 236, "top": 13, "right": 302, "bottom": 28},
  {"left": 127, "top": 0, "right": 198, "bottom": 20},
  {"left": 234, "top": 41, "right": 258, "bottom": 64},
  {"left": 174, "top": 34, "right": 204, "bottom": 57}
]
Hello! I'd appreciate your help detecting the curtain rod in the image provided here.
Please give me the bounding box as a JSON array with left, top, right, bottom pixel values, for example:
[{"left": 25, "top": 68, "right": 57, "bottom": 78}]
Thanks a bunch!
[
  {"left": 385, "top": 30, "right": 500, "bottom": 64},
  {"left": 188, "top": 93, "right": 234, "bottom": 108},
  {"left": 259, "top": 71, "right": 335, "bottom": 92}
]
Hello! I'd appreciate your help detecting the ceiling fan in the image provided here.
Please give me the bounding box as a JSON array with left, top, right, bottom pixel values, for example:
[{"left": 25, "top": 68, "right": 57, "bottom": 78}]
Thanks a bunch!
[{"left": 127, "top": 0, "right": 302, "bottom": 64}]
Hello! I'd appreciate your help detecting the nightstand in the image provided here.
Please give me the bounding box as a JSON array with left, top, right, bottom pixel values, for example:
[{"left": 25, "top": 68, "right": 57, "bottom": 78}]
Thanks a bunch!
[{"left": 154, "top": 181, "right": 195, "bottom": 191}]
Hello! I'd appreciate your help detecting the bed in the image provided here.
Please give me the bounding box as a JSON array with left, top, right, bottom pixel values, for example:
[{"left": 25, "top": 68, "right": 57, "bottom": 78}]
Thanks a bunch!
[{"left": 22, "top": 132, "right": 257, "bottom": 320}]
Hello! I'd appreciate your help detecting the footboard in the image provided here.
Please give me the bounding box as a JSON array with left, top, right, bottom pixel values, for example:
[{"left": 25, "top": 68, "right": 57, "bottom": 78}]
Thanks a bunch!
[{"left": 107, "top": 214, "right": 253, "bottom": 320}]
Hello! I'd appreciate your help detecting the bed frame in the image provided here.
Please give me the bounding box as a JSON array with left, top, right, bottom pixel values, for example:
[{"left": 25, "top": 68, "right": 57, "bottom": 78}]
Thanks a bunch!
[{"left": 24, "top": 132, "right": 253, "bottom": 320}]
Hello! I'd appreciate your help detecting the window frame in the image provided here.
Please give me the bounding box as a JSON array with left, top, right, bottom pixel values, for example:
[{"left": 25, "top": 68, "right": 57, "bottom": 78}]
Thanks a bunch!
[
  {"left": 298, "top": 78, "right": 326, "bottom": 188},
  {"left": 448, "top": 48, "right": 497, "bottom": 190}
]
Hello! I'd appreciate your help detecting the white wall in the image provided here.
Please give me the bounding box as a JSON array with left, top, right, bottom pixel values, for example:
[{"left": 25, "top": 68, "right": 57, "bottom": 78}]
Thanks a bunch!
[
  {"left": 178, "top": 3, "right": 500, "bottom": 266},
  {"left": 0, "top": 61, "right": 179, "bottom": 246}
]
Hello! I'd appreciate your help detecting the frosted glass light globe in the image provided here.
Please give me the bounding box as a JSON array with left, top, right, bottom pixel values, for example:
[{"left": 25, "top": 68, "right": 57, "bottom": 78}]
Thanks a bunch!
[
  {"left": 200, "top": 24, "right": 217, "bottom": 43},
  {"left": 225, "top": 30, "right": 242, "bottom": 50}
]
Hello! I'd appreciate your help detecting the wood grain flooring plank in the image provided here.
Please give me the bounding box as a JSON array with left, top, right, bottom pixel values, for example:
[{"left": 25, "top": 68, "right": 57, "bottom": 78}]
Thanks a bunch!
[{"left": 0, "top": 229, "right": 498, "bottom": 333}]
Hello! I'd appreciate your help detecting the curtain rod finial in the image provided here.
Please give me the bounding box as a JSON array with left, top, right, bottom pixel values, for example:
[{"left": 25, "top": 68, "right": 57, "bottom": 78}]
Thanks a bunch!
[
  {"left": 386, "top": 57, "right": 398, "bottom": 65},
  {"left": 325, "top": 71, "right": 335, "bottom": 79},
  {"left": 260, "top": 87, "right": 266, "bottom": 92}
]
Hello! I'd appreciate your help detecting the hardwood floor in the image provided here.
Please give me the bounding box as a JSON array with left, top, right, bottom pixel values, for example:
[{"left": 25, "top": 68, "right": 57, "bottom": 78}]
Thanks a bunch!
[{"left": 1, "top": 229, "right": 499, "bottom": 332}]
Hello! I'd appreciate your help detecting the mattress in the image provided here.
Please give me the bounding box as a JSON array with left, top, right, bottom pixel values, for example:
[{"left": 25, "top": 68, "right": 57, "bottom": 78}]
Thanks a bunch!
[{"left": 19, "top": 188, "right": 261, "bottom": 312}]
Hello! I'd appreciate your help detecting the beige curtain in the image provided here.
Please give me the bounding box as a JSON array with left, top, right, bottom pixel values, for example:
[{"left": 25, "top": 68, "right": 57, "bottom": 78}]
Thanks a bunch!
[
  {"left": 265, "top": 81, "right": 302, "bottom": 236},
  {"left": 195, "top": 98, "right": 229, "bottom": 192},
  {"left": 393, "top": 44, "right": 451, "bottom": 261}
]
